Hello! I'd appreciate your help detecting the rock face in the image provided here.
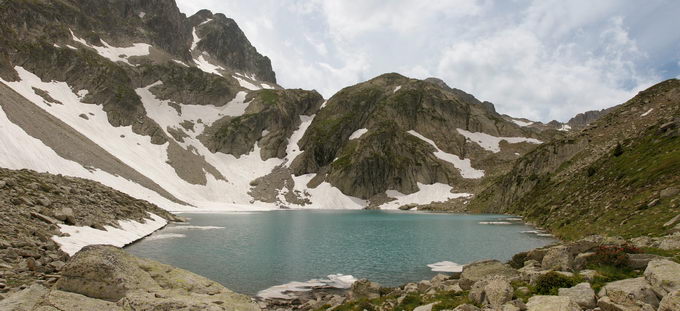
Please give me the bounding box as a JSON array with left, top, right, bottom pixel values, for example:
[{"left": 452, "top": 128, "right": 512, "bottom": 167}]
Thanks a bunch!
[
  {"left": 0, "top": 245, "right": 260, "bottom": 311},
  {"left": 291, "top": 73, "right": 551, "bottom": 204},
  {"left": 468, "top": 79, "right": 680, "bottom": 239}
]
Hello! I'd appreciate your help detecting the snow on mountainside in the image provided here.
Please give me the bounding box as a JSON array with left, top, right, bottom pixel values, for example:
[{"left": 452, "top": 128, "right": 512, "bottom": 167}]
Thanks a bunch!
[{"left": 0, "top": 0, "right": 560, "bottom": 216}]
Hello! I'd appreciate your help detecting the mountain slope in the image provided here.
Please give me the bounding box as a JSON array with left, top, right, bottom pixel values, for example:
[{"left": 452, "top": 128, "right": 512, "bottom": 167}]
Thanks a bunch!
[
  {"left": 286, "top": 73, "right": 557, "bottom": 208},
  {"left": 468, "top": 79, "right": 680, "bottom": 239}
]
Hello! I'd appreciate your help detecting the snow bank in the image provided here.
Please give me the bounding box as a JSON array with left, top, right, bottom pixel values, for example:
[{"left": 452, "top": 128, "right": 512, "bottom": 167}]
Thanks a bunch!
[
  {"left": 407, "top": 130, "right": 485, "bottom": 178},
  {"left": 257, "top": 274, "right": 357, "bottom": 299},
  {"left": 512, "top": 119, "right": 533, "bottom": 127},
  {"left": 70, "top": 29, "right": 150, "bottom": 66},
  {"left": 349, "top": 128, "right": 368, "bottom": 140},
  {"left": 379, "top": 183, "right": 471, "bottom": 210},
  {"left": 427, "top": 261, "right": 464, "bottom": 273},
  {"left": 456, "top": 129, "right": 542, "bottom": 153},
  {"left": 52, "top": 213, "right": 167, "bottom": 256}
]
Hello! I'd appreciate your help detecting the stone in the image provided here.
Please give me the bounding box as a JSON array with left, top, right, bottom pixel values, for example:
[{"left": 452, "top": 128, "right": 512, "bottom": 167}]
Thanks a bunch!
[
  {"left": 52, "top": 207, "right": 75, "bottom": 225},
  {"left": 644, "top": 259, "right": 680, "bottom": 297},
  {"left": 541, "top": 246, "right": 573, "bottom": 271},
  {"left": 658, "top": 290, "right": 680, "bottom": 311},
  {"left": 459, "top": 260, "right": 520, "bottom": 290},
  {"left": 0, "top": 180, "right": 6, "bottom": 189},
  {"left": 469, "top": 276, "right": 514, "bottom": 309},
  {"left": 664, "top": 214, "right": 680, "bottom": 227},
  {"left": 572, "top": 252, "right": 595, "bottom": 270},
  {"left": 414, "top": 302, "right": 437, "bottom": 311},
  {"left": 0, "top": 284, "right": 50, "bottom": 310},
  {"left": 597, "top": 296, "right": 656, "bottom": 311},
  {"left": 417, "top": 280, "right": 432, "bottom": 293},
  {"left": 349, "top": 279, "right": 381, "bottom": 300},
  {"left": 657, "top": 234, "right": 680, "bottom": 250},
  {"left": 54, "top": 245, "right": 259, "bottom": 310},
  {"left": 578, "top": 269, "right": 599, "bottom": 281},
  {"left": 526, "top": 295, "right": 580, "bottom": 311},
  {"left": 599, "top": 277, "right": 659, "bottom": 308},
  {"left": 452, "top": 304, "right": 480, "bottom": 311},
  {"left": 30, "top": 212, "right": 58, "bottom": 225},
  {"left": 660, "top": 187, "right": 680, "bottom": 199},
  {"left": 558, "top": 282, "right": 596, "bottom": 309},
  {"left": 627, "top": 253, "right": 666, "bottom": 269}
]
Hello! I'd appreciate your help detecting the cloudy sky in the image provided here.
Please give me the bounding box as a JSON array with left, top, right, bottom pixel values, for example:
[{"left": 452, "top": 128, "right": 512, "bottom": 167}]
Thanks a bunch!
[{"left": 176, "top": 0, "right": 680, "bottom": 122}]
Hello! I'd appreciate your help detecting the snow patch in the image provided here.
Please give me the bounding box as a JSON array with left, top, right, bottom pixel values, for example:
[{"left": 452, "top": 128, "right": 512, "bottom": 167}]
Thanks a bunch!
[
  {"left": 641, "top": 108, "right": 653, "bottom": 117},
  {"left": 380, "top": 183, "right": 471, "bottom": 210},
  {"left": 52, "top": 213, "right": 167, "bottom": 256},
  {"left": 194, "top": 53, "right": 224, "bottom": 76},
  {"left": 257, "top": 274, "right": 357, "bottom": 300},
  {"left": 512, "top": 119, "right": 533, "bottom": 127},
  {"left": 285, "top": 115, "right": 315, "bottom": 165},
  {"left": 70, "top": 29, "right": 151, "bottom": 66},
  {"left": 427, "top": 261, "right": 464, "bottom": 273},
  {"left": 393, "top": 85, "right": 402, "bottom": 93},
  {"left": 349, "top": 128, "right": 368, "bottom": 140},
  {"left": 456, "top": 129, "right": 542, "bottom": 153},
  {"left": 407, "top": 130, "right": 485, "bottom": 178},
  {"left": 144, "top": 233, "right": 186, "bottom": 241},
  {"left": 172, "top": 60, "right": 189, "bottom": 67},
  {"left": 138, "top": 12, "right": 146, "bottom": 18},
  {"left": 261, "top": 83, "right": 275, "bottom": 89},
  {"left": 478, "top": 221, "right": 512, "bottom": 225},
  {"left": 558, "top": 124, "right": 572, "bottom": 132},
  {"left": 233, "top": 75, "right": 261, "bottom": 90}
]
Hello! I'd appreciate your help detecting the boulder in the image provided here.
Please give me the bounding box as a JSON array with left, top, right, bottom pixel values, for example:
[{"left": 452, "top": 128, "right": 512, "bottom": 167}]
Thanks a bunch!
[
  {"left": 627, "top": 253, "right": 666, "bottom": 269},
  {"left": 664, "top": 213, "right": 680, "bottom": 227},
  {"left": 349, "top": 279, "right": 381, "bottom": 300},
  {"left": 658, "top": 290, "right": 680, "bottom": 311},
  {"left": 644, "top": 259, "right": 680, "bottom": 297},
  {"left": 660, "top": 187, "right": 680, "bottom": 199},
  {"left": 0, "top": 284, "right": 50, "bottom": 310},
  {"left": 468, "top": 276, "right": 513, "bottom": 309},
  {"left": 572, "top": 252, "right": 595, "bottom": 270},
  {"left": 597, "top": 296, "right": 656, "bottom": 311},
  {"left": 52, "top": 245, "right": 259, "bottom": 310},
  {"left": 459, "top": 260, "right": 520, "bottom": 290},
  {"left": 526, "top": 295, "right": 580, "bottom": 311},
  {"left": 53, "top": 207, "right": 75, "bottom": 224},
  {"left": 657, "top": 234, "right": 680, "bottom": 250},
  {"left": 541, "top": 246, "right": 573, "bottom": 271},
  {"left": 558, "top": 282, "right": 596, "bottom": 309},
  {"left": 452, "top": 304, "right": 480, "bottom": 311},
  {"left": 598, "top": 277, "right": 659, "bottom": 308},
  {"left": 578, "top": 269, "right": 599, "bottom": 281},
  {"left": 413, "top": 302, "right": 437, "bottom": 311}
]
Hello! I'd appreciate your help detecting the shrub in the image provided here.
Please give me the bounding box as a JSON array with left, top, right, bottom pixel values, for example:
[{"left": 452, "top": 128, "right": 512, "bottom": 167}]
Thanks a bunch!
[
  {"left": 534, "top": 272, "right": 578, "bottom": 295},
  {"left": 588, "top": 245, "right": 639, "bottom": 268},
  {"left": 508, "top": 252, "right": 529, "bottom": 269},
  {"left": 613, "top": 143, "right": 624, "bottom": 157}
]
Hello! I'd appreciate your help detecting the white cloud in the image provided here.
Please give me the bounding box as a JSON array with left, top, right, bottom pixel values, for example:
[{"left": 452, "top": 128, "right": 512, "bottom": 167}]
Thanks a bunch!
[{"left": 176, "top": 0, "right": 679, "bottom": 121}]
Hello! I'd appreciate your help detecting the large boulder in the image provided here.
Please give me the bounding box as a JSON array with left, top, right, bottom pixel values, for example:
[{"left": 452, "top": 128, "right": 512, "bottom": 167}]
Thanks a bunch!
[
  {"left": 658, "top": 290, "right": 680, "bottom": 311},
  {"left": 541, "top": 246, "right": 573, "bottom": 271},
  {"left": 348, "top": 279, "right": 381, "bottom": 300},
  {"left": 459, "top": 260, "right": 520, "bottom": 290},
  {"left": 627, "top": 253, "right": 667, "bottom": 269},
  {"left": 468, "top": 276, "right": 513, "bottom": 309},
  {"left": 598, "top": 277, "right": 659, "bottom": 308},
  {"left": 558, "top": 282, "right": 596, "bottom": 309},
  {"left": 597, "top": 296, "right": 655, "bottom": 311},
  {"left": 51, "top": 245, "right": 259, "bottom": 310},
  {"left": 644, "top": 259, "right": 680, "bottom": 297},
  {"left": 526, "top": 295, "right": 580, "bottom": 311}
]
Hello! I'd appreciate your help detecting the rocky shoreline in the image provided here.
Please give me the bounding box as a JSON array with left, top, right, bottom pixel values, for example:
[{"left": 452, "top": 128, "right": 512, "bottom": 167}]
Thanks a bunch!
[{"left": 258, "top": 234, "right": 680, "bottom": 311}]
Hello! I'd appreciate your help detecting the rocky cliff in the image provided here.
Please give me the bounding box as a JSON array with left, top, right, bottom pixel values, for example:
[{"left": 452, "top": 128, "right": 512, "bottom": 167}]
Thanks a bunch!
[{"left": 468, "top": 79, "right": 680, "bottom": 239}]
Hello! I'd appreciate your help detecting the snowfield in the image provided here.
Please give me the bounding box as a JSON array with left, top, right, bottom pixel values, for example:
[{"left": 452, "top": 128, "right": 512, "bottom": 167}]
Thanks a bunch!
[
  {"left": 456, "top": 128, "right": 542, "bottom": 153},
  {"left": 407, "top": 130, "right": 485, "bottom": 178}
]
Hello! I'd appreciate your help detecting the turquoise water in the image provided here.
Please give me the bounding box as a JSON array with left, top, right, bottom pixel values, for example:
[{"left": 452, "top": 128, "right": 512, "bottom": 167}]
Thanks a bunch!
[{"left": 126, "top": 210, "right": 554, "bottom": 296}]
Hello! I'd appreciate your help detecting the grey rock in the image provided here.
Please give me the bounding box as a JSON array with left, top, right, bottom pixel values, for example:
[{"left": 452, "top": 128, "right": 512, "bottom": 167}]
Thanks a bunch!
[
  {"left": 558, "top": 282, "right": 596, "bottom": 309},
  {"left": 413, "top": 302, "right": 437, "bottom": 311},
  {"left": 541, "top": 246, "right": 573, "bottom": 271},
  {"left": 627, "top": 253, "right": 666, "bottom": 269},
  {"left": 664, "top": 214, "right": 680, "bottom": 227},
  {"left": 0, "top": 284, "right": 50, "bottom": 310},
  {"left": 599, "top": 277, "right": 659, "bottom": 308},
  {"left": 660, "top": 187, "right": 680, "bottom": 199},
  {"left": 526, "top": 295, "right": 580, "bottom": 311},
  {"left": 348, "top": 279, "right": 381, "bottom": 300},
  {"left": 459, "top": 260, "right": 520, "bottom": 290},
  {"left": 597, "top": 296, "right": 656, "bottom": 311},
  {"left": 452, "top": 304, "right": 481, "bottom": 311},
  {"left": 644, "top": 259, "right": 680, "bottom": 297},
  {"left": 658, "top": 290, "right": 680, "bottom": 311}
]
